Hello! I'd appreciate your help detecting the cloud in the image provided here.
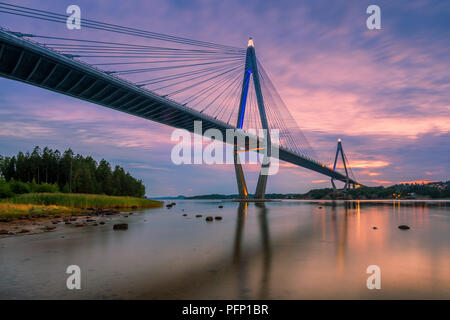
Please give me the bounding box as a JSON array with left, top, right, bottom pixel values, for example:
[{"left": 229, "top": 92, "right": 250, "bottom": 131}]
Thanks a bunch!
[{"left": 344, "top": 160, "right": 390, "bottom": 169}]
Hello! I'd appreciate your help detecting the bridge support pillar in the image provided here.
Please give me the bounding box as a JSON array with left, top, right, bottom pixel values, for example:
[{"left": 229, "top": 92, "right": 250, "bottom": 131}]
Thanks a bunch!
[
  {"left": 234, "top": 149, "right": 249, "bottom": 199},
  {"left": 331, "top": 139, "right": 351, "bottom": 191},
  {"left": 233, "top": 38, "right": 272, "bottom": 200}
]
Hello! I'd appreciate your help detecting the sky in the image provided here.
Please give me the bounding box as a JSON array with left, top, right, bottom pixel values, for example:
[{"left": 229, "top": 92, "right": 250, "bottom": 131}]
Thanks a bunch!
[{"left": 0, "top": 0, "right": 449, "bottom": 197}]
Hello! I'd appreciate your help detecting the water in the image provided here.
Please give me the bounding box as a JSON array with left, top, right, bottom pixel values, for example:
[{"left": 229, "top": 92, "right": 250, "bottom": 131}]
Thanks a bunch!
[{"left": 0, "top": 200, "right": 449, "bottom": 299}]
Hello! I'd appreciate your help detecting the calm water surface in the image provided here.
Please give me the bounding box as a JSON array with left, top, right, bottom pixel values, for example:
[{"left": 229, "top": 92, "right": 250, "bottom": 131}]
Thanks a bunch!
[{"left": 1, "top": 200, "right": 449, "bottom": 299}]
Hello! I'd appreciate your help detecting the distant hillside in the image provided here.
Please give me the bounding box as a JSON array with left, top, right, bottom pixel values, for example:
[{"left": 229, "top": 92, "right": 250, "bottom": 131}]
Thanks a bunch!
[
  {"left": 295, "top": 181, "right": 450, "bottom": 200},
  {"left": 182, "top": 181, "right": 450, "bottom": 200}
]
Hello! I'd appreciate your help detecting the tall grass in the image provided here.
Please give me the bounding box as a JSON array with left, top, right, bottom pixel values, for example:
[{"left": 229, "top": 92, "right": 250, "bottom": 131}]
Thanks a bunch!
[
  {"left": 6, "top": 193, "right": 162, "bottom": 209},
  {"left": 0, "top": 203, "right": 81, "bottom": 218}
]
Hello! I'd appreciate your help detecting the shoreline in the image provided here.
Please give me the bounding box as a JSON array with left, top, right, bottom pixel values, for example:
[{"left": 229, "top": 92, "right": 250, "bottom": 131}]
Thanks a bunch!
[
  {"left": 0, "top": 193, "right": 163, "bottom": 237},
  {"left": 0, "top": 207, "right": 139, "bottom": 238}
]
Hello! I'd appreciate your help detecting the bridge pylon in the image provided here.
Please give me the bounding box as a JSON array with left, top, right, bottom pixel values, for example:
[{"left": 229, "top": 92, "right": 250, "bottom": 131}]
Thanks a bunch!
[
  {"left": 233, "top": 38, "right": 272, "bottom": 200},
  {"left": 331, "top": 138, "right": 353, "bottom": 190}
]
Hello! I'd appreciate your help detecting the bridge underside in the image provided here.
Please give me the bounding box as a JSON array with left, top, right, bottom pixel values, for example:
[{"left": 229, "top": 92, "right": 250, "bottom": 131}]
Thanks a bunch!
[{"left": 0, "top": 30, "right": 359, "bottom": 186}]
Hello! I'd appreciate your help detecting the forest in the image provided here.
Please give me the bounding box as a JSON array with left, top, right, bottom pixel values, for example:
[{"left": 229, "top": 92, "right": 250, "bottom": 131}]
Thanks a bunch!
[
  {"left": 0, "top": 146, "right": 146, "bottom": 198},
  {"left": 296, "top": 182, "right": 450, "bottom": 200}
]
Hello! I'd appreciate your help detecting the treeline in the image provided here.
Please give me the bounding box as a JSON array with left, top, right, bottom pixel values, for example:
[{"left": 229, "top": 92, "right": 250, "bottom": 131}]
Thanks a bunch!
[
  {"left": 0, "top": 146, "right": 145, "bottom": 198},
  {"left": 298, "top": 182, "right": 450, "bottom": 200}
]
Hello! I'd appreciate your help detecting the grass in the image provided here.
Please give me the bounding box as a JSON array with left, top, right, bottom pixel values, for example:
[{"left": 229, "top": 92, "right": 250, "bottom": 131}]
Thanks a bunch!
[
  {"left": 0, "top": 203, "right": 82, "bottom": 219},
  {"left": 0, "top": 193, "right": 163, "bottom": 219}
]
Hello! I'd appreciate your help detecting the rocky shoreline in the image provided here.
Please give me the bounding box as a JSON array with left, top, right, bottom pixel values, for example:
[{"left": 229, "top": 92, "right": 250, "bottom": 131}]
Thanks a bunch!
[{"left": 0, "top": 207, "right": 136, "bottom": 238}]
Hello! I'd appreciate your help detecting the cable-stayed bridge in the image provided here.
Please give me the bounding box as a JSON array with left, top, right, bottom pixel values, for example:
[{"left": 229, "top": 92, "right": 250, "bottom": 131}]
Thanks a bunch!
[{"left": 0, "top": 3, "right": 362, "bottom": 199}]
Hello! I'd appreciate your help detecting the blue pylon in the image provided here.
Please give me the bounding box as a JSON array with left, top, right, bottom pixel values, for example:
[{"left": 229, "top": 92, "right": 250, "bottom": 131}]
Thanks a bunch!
[{"left": 234, "top": 38, "right": 272, "bottom": 200}]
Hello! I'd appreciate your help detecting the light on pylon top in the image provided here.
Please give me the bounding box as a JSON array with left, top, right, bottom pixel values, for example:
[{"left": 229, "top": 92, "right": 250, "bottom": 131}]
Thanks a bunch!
[
  {"left": 248, "top": 37, "right": 254, "bottom": 47},
  {"left": 338, "top": 138, "right": 342, "bottom": 142}
]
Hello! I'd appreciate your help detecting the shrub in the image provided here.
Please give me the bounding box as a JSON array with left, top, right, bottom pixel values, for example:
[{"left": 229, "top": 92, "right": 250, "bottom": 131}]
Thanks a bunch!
[
  {"left": 32, "top": 183, "right": 60, "bottom": 193},
  {"left": 9, "top": 180, "right": 31, "bottom": 194},
  {"left": 0, "top": 182, "right": 14, "bottom": 198}
]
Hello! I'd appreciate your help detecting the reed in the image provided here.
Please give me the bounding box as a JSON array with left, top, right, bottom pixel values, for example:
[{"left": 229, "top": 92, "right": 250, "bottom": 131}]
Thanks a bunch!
[
  {"left": 0, "top": 203, "right": 81, "bottom": 218},
  {"left": 3, "top": 193, "right": 163, "bottom": 210}
]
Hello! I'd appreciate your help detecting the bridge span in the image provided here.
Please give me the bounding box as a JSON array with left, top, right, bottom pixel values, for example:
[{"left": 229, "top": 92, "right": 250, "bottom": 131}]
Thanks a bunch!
[{"left": 0, "top": 28, "right": 361, "bottom": 196}]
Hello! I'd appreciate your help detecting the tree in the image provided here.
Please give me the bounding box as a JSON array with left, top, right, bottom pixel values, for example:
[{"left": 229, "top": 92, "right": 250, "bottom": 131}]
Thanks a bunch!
[{"left": 96, "top": 159, "right": 113, "bottom": 194}]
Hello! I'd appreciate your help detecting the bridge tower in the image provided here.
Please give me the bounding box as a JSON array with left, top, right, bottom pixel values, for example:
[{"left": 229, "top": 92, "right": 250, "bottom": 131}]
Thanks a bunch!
[
  {"left": 234, "top": 38, "right": 272, "bottom": 200},
  {"left": 331, "top": 138, "right": 353, "bottom": 190}
]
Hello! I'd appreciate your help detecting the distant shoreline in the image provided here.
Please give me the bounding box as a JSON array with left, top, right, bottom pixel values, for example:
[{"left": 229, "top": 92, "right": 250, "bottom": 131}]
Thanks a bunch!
[
  {"left": 154, "top": 181, "right": 450, "bottom": 201},
  {"left": 156, "top": 197, "right": 450, "bottom": 201}
]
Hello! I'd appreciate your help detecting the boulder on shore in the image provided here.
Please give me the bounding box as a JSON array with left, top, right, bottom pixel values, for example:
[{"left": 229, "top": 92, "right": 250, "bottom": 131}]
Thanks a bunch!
[{"left": 113, "top": 223, "right": 128, "bottom": 230}]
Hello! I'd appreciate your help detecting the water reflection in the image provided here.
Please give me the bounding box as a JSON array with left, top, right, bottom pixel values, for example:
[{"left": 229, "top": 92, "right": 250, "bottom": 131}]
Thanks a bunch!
[
  {"left": 232, "top": 202, "right": 272, "bottom": 299},
  {"left": 0, "top": 200, "right": 449, "bottom": 299}
]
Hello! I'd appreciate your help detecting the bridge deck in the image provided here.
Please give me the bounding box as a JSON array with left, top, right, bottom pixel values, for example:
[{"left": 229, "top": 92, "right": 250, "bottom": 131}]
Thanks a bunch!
[{"left": 0, "top": 29, "right": 359, "bottom": 185}]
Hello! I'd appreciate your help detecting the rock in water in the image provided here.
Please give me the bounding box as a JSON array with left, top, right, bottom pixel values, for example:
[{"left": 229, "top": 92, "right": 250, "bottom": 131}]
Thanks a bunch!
[
  {"left": 113, "top": 223, "right": 128, "bottom": 230},
  {"left": 195, "top": 215, "right": 202, "bottom": 218},
  {"left": 45, "top": 226, "right": 56, "bottom": 231},
  {"left": 398, "top": 225, "right": 410, "bottom": 230},
  {"left": 214, "top": 216, "right": 223, "bottom": 220},
  {"left": 182, "top": 214, "right": 187, "bottom": 216},
  {"left": 205, "top": 216, "right": 213, "bottom": 222},
  {"left": 372, "top": 227, "right": 378, "bottom": 230},
  {"left": 218, "top": 205, "right": 223, "bottom": 208}
]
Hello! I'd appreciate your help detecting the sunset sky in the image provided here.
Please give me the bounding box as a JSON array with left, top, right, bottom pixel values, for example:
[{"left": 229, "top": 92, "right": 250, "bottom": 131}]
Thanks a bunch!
[{"left": 0, "top": 0, "right": 449, "bottom": 196}]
